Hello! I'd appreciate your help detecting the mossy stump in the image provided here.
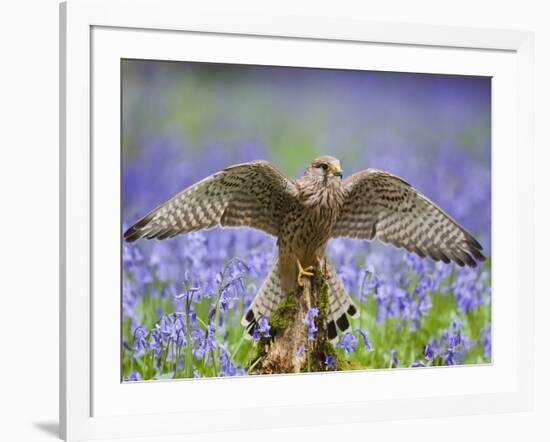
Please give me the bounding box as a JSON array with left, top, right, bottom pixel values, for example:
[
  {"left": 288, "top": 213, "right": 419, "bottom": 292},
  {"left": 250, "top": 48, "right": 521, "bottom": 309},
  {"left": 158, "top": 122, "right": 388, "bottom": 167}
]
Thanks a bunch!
[{"left": 250, "top": 261, "right": 336, "bottom": 374}]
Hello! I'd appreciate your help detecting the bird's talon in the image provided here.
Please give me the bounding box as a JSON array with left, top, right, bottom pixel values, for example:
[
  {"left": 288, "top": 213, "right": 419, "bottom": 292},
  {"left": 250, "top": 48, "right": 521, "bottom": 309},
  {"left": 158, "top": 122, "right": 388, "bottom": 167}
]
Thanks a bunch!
[{"left": 296, "top": 259, "right": 315, "bottom": 287}]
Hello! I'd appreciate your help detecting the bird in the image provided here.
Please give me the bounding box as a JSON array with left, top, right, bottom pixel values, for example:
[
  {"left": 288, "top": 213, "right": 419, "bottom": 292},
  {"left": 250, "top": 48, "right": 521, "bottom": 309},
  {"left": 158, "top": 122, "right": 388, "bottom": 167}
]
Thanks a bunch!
[{"left": 124, "top": 155, "right": 486, "bottom": 340}]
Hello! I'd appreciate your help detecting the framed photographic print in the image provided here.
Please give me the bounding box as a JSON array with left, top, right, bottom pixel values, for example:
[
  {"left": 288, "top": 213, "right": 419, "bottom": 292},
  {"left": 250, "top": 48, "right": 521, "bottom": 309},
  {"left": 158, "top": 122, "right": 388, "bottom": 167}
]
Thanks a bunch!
[{"left": 60, "top": 0, "right": 534, "bottom": 440}]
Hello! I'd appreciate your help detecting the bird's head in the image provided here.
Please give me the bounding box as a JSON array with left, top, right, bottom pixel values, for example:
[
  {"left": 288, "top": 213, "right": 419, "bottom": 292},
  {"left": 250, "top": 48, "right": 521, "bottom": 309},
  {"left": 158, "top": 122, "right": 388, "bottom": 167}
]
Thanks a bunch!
[{"left": 305, "top": 156, "right": 343, "bottom": 183}]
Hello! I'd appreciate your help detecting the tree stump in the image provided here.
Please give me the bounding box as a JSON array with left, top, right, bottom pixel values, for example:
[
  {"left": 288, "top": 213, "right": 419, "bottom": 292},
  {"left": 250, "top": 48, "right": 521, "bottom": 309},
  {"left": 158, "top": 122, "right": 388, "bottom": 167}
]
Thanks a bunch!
[{"left": 250, "top": 260, "right": 336, "bottom": 374}]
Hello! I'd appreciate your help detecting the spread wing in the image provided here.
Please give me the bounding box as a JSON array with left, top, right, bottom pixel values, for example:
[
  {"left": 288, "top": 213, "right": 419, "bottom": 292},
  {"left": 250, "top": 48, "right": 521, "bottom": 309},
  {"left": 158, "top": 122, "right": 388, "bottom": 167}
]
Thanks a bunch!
[
  {"left": 332, "top": 169, "right": 486, "bottom": 267},
  {"left": 124, "top": 160, "right": 297, "bottom": 242}
]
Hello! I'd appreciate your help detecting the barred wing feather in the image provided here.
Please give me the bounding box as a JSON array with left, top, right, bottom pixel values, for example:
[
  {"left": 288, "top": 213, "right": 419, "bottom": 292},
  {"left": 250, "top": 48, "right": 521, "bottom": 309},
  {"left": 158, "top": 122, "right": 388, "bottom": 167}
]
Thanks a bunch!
[
  {"left": 332, "top": 169, "right": 486, "bottom": 267},
  {"left": 124, "top": 161, "right": 297, "bottom": 242}
]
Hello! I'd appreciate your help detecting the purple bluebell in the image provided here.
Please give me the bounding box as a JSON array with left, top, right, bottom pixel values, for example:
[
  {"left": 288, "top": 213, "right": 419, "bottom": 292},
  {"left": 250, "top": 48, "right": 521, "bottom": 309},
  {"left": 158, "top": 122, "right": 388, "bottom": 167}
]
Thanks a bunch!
[
  {"left": 133, "top": 326, "right": 147, "bottom": 357},
  {"left": 257, "top": 317, "right": 271, "bottom": 338},
  {"left": 482, "top": 324, "right": 492, "bottom": 359},
  {"left": 424, "top": 342, "right": 436, "bottom": 362},
  {"left": 410, "top": 361, "right": 426, "bottom": 368},
  {"left": 359, "top": 264, "right": 379, "bottom": 304},
  {"left": 357, "top": 329, "right": 373, "bottom": 351},
  {"left": 252, "top": 316, "right": 271, "bottom": 343},
  {"left": 324, "top": 355, "right": 337, "bottom": 371},
  {"left": 147, "top": 329, "right": 163, "bottom": 357},
  {"left": 156, "top": 315, "right": 177, "bottom": 344},
  {"left": 218, "top": 347, "right": 244, "bottom": 377},
  {"left": 338, "top": 332, "right": 358, "bottom": 357},
  {"left": 127, "top": 371, "right": 142, "bottom": 382},
  {"left": 440, "top": 319, "right": 467, "bottom": 365},
  {"left": 391, "top": 349, "right": 399, "bottom": 367},
  {"left": 191, "top": 328, "right": 207, "bottom": 361},
  {"left": 296, "top": 344, "right": 306, "bottom": 358},
  {"left": 303, "top": 307, "right": 319, "bottom": 341}
]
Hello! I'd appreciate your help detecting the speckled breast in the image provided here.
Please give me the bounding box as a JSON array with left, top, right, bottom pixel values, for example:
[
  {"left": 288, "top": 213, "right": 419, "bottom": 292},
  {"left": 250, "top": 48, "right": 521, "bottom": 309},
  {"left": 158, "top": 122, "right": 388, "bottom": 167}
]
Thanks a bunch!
[{"left": 279, "top": 198, "right": 342, "bottom": 263}]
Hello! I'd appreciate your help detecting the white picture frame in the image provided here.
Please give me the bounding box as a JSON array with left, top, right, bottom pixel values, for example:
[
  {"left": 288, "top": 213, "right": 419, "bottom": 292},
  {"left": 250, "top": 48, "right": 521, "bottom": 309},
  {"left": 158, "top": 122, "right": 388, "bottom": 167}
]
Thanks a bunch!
[{"left": 60, "top": 0, "right": 534, "bottom": 440}]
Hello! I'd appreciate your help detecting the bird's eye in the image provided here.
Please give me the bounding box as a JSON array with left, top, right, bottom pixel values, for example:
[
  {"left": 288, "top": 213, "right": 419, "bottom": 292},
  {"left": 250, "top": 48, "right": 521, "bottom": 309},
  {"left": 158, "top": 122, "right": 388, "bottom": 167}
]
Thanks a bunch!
[{"left": 319, "top": 164, "right": 328, "bottom": 170}]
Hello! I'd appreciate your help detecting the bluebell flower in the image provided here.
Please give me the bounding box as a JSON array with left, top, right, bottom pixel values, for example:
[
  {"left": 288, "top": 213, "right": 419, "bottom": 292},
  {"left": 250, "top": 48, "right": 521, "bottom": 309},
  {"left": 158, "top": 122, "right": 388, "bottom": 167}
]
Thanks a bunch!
[
  {"left": 391, "top": 349, "right": 399, "bottom": 367},
  {"left": 424, "top": 342, "right": 435, "bottom": 362},
  {"left": 127, "top": 371, "right": 142, "bottom": 382},
  {"left": 357, "top": 329, "right": 373, "bottom": 351},
  {"left": 324, "top": 355, "right": 337, "bottom": 370},
  {"left": 410, "top": 360, "right": 426, "bottom": 368},
  {"left": 404, "top": 252, "right": 428, "bottom": 275},
  {"left": 218, "top": 288, "right": 234, "bottom": 312},
  {"left": 133, "top": 326, "right": 148, "bottom": 357},
  {"left": 218, "top": 347, "right": 243, "bottom": 376},
  {"left": 415, "top": 274, "right": 434, "bottom": 295},
  {"left": 452, "top": 270, "right": 488, "bottom": 315},
  {"left": 303, "top": 307, "right": 319, "bottom": 341},
  {"left": 175, "top": 284, "right": 202, "bottom": 304},
  {"left": 252, "top": 317, "right": 271, "bottom": 342},
  {"left": 337, "top": 332, "right": 358, "bottom": 357},
  {"left": 156, "top": 315, "right": 177, "bottom": 345},
  {"left": 440, "top": 319, "right": 466, "bottom": 365},
  {"left": 257, "top": 317, "right": 271, "bottom": 337},
  {"left": 482, "top": 324, "right": 491, "bottom": 359},
  {"left": 217, "top": 258, "right": 248, "bottom": 312},
  {"left": 296, "top": 344, "right": 306, "bottom": 358},
  {"left": 191, "top": 328, "right": 207, "bottom": 361},
  {"left": 444, "top": 348, "right": 456, "bottom": 365},
  {"left": 147, "top": 329, "right": 162, "bottom": 356}
]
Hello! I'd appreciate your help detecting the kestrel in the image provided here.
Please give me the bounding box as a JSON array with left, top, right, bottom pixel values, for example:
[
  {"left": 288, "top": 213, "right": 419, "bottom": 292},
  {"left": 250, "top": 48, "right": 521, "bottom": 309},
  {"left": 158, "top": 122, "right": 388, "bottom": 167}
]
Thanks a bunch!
[{"left": 124, "top": 156, "right": 486, "bottom": 340}]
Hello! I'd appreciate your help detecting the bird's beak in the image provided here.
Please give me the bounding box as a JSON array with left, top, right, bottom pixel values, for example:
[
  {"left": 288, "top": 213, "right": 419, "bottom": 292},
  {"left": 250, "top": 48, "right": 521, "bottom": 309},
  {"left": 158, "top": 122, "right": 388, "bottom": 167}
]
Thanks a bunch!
[{"left": 328, "top": 163, "right": 343, "bottom": 178}]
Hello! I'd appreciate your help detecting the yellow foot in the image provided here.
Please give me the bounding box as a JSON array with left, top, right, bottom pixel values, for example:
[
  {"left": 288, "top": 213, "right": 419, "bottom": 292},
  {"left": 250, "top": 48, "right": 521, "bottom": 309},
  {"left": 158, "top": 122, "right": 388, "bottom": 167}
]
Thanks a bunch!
[{"left": 296, "top": 259, "right": 315, "bottom": 287}]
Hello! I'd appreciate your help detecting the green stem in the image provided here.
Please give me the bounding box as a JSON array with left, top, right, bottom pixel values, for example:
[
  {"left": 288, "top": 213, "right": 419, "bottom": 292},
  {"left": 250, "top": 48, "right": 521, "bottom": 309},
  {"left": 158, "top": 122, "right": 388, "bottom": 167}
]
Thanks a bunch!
[
  {"left": 210, "top": 348, "right": 219, "bottom": 376},
  {"left": 161, "top": 338, "right": 171, "bottom": 372},
  {"left": 174, "top": 344, "right": 180, "bottom": 378},
  {"left": 212, "top": 258, "right": 245, "bottom": 376},
  {"left": 230, "top": 329, "right": 249, "bottom": 362},
  {"left": 195, "top": 316, "right": 209, "bottom": 330},
  {"left": 212, "top": 287, "right": 222, "bottom": 377},
  {"left": 248, "top": 356, "right": 262, "bottom": 374},
  {"left": 359, "top": 272, "right": 367, "bottom": 332},
  {"left": 184, "top": 297, "right": 193, "bottom": 378}
]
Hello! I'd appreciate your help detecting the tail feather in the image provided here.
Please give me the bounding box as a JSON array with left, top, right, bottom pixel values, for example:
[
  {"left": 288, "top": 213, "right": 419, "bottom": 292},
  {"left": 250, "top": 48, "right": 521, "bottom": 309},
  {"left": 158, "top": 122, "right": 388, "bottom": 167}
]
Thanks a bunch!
[
  {"left": 325, "top": 261, "right": 357, "bottom": 341},
  {"left": 242, "top": 257, "right": 357, "bottom": 342},
  {"left": 241, "top": 258, "right": 283, "bottom": 338}
]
